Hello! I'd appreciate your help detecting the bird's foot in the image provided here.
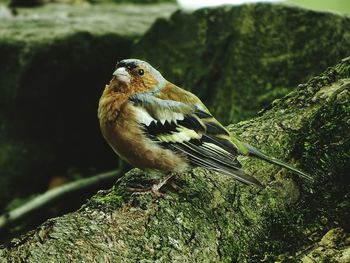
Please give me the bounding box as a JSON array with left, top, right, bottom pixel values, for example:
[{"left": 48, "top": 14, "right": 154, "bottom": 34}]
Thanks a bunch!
[{"left": 126, "top": 173, "right": 175, "bottom": 198}]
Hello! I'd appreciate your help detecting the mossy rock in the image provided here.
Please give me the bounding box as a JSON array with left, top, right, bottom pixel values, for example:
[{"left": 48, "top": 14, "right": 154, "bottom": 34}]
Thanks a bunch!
[
  {"left": 1, "top": 56, "right": 348, "bottom": 263},
  {"left": 0, "top": 3, "right": 176, "bottom": 211},
  {"left": 299, "top": 228, "right": 350, "bottom": 262},
  {"left": 133, "top": 3, "right": 350, "bottom": 124}
]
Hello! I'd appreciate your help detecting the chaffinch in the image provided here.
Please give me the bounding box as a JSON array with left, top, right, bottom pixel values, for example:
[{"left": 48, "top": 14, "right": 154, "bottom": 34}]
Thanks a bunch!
[{"left": 98, "top": 59, "right": 313, "bottom": 192}]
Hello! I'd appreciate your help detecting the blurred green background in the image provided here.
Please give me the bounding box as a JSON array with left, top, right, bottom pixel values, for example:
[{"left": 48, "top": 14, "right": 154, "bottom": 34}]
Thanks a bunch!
[
  {"left": 286, "top": 0, "right": 350, "bottom": 14},
  {"left": 1, "top": 0, "right": 350, "bottom": 14}
]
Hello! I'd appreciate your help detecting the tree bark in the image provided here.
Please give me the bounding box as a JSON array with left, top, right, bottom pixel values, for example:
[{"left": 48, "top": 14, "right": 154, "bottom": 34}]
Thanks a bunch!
[{"left": 0, "top": 58, "right": 349, "bottom": 262}]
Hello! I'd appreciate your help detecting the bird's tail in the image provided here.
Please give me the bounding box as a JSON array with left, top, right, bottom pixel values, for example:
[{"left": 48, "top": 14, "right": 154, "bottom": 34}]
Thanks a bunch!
[
  {"left": 213, "top": 167, "right": 264, "bottom": 188},
  {"left": 244, "top": 143, "right": 314, "bottom": 182}
]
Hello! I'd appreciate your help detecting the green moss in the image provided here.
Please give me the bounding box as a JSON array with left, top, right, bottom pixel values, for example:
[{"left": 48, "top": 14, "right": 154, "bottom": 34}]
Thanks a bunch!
[
  {"left": 222, "top": 59, "right": 349, "bottom": 261},
  {"left": 297, "top": 228, "right": 350, "bottom": 262},
  {"left": 92, "top": 190, "right": 123, "bottom": 206},
  {"left": 257, "top": 86, "right": 290, "bottom": 107}
]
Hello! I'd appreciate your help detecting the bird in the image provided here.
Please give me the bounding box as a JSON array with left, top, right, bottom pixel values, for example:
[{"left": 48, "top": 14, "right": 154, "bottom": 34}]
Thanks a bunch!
[{"left": 98, "top": 58, "right": 313, "bottom": 195}]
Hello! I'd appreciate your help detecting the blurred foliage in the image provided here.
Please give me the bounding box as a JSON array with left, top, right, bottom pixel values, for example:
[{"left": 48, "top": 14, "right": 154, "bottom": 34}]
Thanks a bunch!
[
  {"left": 286, "top": 0, "right": 350, "bottom": 14},
  {"left": 88, "top": 0, "right": 175, "bottom": 3},
  {"left": 9, "top": 0, "right": 40, "bottom": 7},
  {"left": 8, "top": 0, "right": 86, "bottom": 7},
  {"left": 5, "top": 0, "right": 175, "bottom": 7},
  {"left": 4, "top": 0, "right": 350, "bottom": 14}
]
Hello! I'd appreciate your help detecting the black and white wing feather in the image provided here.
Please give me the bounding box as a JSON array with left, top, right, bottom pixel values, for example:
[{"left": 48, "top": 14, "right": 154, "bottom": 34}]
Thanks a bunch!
[{"left": 130, "top": 93, "right": 262, "bottom": 187}]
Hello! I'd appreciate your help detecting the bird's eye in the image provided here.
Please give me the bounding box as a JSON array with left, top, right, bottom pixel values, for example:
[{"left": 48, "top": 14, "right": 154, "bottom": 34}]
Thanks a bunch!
[{"left": 138, "top": 69, "right": 144, "bottom": 76}]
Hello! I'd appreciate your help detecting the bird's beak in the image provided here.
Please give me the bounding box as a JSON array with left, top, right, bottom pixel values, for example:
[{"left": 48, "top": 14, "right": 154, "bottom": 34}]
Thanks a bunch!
[{"left": 113, "top": 67, "right": 131, "bottom": 84}]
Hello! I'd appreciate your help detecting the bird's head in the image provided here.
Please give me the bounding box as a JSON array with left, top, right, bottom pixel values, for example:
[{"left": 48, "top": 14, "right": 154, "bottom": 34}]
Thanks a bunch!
[{"left": 111, "top": 59, "right": 166, "bottom": 93}]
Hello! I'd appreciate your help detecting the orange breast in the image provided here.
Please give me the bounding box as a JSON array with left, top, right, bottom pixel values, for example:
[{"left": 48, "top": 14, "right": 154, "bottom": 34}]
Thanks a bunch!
[{"left": 100, "top": 103, "right": 189, "bottom": 173}]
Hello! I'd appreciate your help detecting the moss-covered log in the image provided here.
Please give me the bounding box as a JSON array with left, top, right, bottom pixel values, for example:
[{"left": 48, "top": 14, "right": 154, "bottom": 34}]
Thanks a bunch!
[{"left": 0, "top": 55, "right": 348, "bottom": 262}]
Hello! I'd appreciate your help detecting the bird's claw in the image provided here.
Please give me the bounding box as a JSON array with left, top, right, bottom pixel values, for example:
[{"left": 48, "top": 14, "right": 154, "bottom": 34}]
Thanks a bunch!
[{"left": 125, "top": 173, "right": 176, "bottom": 198}]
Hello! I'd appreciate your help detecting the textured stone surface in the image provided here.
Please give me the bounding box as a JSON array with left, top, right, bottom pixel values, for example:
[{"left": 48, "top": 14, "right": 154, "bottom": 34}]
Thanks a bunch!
[
  {"left": 1, "top": 56, "right": 348, "bottom": 263},
  {"left": 133, "top": 3, "right": 350, "bottom": 124},
  {"left": 300, "top": 228, "right": 350, "bottom": 263},
  {"left": 0, "top": 3, "right": 176, "bottom": 210}
]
